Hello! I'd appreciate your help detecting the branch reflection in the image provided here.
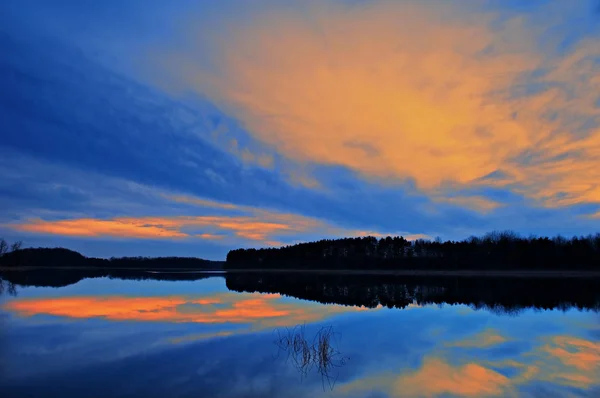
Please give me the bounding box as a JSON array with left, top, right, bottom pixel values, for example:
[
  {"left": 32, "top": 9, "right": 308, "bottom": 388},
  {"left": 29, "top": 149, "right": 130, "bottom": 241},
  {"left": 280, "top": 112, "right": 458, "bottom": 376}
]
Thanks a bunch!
[{"left": 274, "top": 324, "right": 347, "bottom": 391}]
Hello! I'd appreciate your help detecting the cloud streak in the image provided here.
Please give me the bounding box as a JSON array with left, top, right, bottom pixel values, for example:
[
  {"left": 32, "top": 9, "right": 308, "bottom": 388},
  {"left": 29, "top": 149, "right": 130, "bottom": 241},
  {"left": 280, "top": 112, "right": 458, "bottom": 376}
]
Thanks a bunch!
[
  {"left": 8, "top": 194, "right": 429, "bottom": 245},
  {"left": 10, "top": 214, "right": 317, "bottom": 245}
]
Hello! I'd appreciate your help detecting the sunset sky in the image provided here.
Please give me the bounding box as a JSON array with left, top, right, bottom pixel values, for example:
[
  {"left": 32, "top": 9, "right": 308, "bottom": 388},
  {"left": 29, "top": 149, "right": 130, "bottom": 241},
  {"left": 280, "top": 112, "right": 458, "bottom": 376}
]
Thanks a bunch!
[{"left": 1, "top": 0, "right": 599, "bottom": 259}]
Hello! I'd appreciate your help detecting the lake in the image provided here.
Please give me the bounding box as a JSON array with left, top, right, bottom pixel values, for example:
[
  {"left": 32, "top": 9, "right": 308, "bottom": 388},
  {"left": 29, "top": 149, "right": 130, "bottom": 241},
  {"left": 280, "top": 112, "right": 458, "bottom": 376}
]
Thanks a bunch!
[{"left": 0, "top": 271, "right": 599, "bottom": 397}]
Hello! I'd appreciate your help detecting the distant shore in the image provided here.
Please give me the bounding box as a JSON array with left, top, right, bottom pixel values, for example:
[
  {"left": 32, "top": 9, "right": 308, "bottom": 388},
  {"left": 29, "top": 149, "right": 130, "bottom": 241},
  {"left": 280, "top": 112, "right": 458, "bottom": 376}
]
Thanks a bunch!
[{"left": 2, "top": 266, "right": 600, "bottom": 278}]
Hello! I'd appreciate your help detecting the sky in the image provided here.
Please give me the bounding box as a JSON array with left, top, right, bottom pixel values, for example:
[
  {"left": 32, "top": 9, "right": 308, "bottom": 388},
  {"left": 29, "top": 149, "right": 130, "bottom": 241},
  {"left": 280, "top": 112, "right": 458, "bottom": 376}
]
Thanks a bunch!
[{"left": 1, "top": 0, "right": 599, "bottom": 260}]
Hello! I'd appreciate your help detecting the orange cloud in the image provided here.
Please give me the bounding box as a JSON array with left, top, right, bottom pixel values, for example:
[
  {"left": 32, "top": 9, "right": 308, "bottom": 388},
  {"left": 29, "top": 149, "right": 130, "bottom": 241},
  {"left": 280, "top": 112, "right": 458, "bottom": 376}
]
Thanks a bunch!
[
  {"left": 2, "top": 292, "right": 368, "bottom": 330},
  {"left": 12, "top": 217, "right": 188, "bottom": 239},
  {"left": 196, "top": 233, "right": 225, "bottom": 240},
  {"left": 9, "top": 193, "right": 430, "bottom": 244},
  {"left": 161, "top": 1, "right": 600, "bottom": 207},
  {"left": 10, "top": 212, "right": 324, "bottom": 244},
  {"left": 435, "top": 196, "right": 503, "bottom": 214}
]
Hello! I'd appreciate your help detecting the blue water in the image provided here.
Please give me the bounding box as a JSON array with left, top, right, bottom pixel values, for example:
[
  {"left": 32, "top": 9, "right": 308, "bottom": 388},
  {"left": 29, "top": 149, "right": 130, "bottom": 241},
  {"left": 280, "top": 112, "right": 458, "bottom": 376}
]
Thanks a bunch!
[{"left": 0, "top": 276, "right": 598, "bottom": 397}]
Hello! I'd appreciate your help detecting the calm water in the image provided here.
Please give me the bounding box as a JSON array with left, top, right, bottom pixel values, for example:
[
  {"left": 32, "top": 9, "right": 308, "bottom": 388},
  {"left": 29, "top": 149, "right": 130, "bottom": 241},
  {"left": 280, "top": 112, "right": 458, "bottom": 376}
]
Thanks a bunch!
[{"left": 0, "top": 272, "right": 599, "bottom": 398}]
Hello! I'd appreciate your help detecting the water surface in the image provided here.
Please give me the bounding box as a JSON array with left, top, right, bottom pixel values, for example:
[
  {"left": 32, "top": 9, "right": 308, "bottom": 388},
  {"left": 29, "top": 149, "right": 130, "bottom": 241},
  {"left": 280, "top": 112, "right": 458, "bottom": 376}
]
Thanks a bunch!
[{"left": 0, "top": 272, "right": 598, "bottom": 397}]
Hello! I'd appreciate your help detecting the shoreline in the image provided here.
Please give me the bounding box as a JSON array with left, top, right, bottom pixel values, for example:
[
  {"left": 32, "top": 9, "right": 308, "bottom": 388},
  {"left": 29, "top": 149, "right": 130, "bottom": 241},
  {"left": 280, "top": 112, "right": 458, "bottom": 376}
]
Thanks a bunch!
[{"left": 1, "top": 266, "right": 600, "bottom": 278}]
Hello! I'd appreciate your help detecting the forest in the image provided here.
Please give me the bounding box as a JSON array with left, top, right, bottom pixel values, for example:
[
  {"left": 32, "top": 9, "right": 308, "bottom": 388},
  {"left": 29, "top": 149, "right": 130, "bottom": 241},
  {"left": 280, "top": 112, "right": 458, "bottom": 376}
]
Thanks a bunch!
[
  {"left": 226, "top": 231, "right": 600, "bottom": 271},
  {"left": 0, "top": 239, "right": 223, "bottom": 269}
]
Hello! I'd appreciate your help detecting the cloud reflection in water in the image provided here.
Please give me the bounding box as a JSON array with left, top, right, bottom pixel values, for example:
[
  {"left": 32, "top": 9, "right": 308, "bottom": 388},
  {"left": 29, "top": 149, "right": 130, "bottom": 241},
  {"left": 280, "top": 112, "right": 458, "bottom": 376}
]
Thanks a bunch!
[{"left": 3, "top": 291, "right": 370, "bottom": 337}]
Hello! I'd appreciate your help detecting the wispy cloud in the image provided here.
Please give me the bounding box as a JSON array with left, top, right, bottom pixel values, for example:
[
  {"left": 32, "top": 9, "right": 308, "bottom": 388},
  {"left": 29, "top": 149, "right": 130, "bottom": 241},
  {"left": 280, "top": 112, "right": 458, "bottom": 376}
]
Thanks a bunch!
[
  {"left": 9, "top": 194, "right": 428, "bottom": 245},
  {"left": 10, "top": 214, "right": 315, "bottom": 245},
  {"left": 12, "top": 218, "right": 190, "bottom": 239},
  {"left": 434, "top": 196, "right": 504, "bottom": 214},
  {"left": 159, "top": 0, "right": 600, "bottom": 207}
]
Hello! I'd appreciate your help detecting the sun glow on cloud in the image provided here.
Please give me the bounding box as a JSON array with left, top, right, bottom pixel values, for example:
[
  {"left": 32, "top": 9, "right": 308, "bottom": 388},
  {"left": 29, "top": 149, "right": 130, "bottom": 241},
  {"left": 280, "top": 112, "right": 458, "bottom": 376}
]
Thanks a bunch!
[
  {"left": 12, "top": 215, "right": 316, "bottom": 245},
  {"left": 9, "top": 194, "right": 428, "bottom": 244},
  {"left": 161, "top": 0, "right": 600, "bottom": 208}
]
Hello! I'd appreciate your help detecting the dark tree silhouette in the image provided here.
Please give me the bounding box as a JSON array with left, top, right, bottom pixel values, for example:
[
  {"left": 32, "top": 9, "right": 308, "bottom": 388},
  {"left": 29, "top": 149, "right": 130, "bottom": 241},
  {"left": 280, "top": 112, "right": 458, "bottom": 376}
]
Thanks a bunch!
[
  {"left": 0, "top": 243, "right": 223, "bottom": 269},
  {"left": 225, "top": 231, "right": 600, "bottom": 271},
  {"left": 0, "top": 238, "right": 8, "bottom": 256}
]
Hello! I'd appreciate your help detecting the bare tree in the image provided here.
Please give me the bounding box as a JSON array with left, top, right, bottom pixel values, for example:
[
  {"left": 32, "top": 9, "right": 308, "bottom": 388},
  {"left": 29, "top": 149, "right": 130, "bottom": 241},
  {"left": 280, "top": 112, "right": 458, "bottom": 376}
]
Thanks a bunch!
[
  {"left": 10, "top": 241, "right": 22, "bottom": 252},
  {"left": 0, "top": 238, "right": 7, "bottom": 256}
]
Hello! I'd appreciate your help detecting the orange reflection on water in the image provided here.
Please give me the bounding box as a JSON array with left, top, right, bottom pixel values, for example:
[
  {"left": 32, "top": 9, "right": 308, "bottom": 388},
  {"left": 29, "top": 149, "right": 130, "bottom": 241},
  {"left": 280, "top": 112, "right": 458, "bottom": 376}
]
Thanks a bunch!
[
  {"left": 544, "top": 336, "right": 599, "bottom": 372},
  {"left": 445, "top": 328, "right": 507, "bottom": 348},
  {"left": 3, "top": 292, "right": 367, "bottom": 330},
  {"left": 340, "top": 331, "right": 599, "bottom": 397},
  {"left": 339, "top": 357, "right": 511, "bottom": 397},
  {"left": 394, "top": 358, "right": 511, "bottom": 397},
  {"left": 533, "top": 336, "right": 600, "bottom": 389}
]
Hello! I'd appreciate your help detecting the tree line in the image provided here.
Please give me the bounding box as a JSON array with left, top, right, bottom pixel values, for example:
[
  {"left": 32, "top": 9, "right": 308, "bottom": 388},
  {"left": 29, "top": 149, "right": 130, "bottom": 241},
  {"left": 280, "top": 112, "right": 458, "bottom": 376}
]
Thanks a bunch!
[
  {"left": 0, "top": 239, "right": 223, "bottom": 269},
  {"left": 226, "top": 231, "right": 600, "bottom": 271}
]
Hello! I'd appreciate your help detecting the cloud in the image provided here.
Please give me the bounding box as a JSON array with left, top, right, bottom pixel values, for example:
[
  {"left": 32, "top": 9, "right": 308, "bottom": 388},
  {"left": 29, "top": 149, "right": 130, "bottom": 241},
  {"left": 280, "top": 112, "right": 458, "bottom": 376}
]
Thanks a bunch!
[
  {"left": 8, "top": 193, "right": 429, "bottom": 245},
  {"left": 159, "top": 0, "right": 600, "bottom": 207},
  {"left": 435, "top": 196, "right": 504, "bottom": 214},
  {"left": 12, "top": 218, "right": 189, "bottom": 239},
  {"left": 9, "top": 214, "right": 316, "bottom": 244},
  {"left": 167, "top": 195, "right": 242, "bottom": 210},
  {"left": 0, "top": 31, "right": 345, "bottom": 227},
  {"left": 197, "top": 233, "right": 225, "bottom": 240}
]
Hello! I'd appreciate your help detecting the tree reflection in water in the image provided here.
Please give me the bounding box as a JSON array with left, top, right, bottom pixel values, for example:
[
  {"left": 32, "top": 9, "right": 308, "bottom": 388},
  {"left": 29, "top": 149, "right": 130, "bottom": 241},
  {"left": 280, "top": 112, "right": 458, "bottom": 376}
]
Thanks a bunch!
[
  {"left": 0, "top": 277, "right": 17, "bottom": 297},
  {"left": 274, "top": 324, "right": 347, "bottom": 391}
]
